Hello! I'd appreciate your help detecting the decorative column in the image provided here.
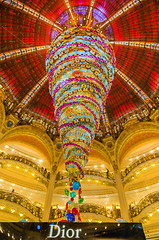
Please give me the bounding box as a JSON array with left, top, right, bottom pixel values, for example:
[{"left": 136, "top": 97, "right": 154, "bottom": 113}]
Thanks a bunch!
[
  {"left": 42, "top": 165, "right": 57, "bottom": 222},
  {"left": 114, "top": 164, "right": 130, "bottom": 221}
]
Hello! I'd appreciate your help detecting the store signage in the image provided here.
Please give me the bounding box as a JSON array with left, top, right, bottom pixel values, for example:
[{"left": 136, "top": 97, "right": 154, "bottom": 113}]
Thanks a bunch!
[{"left": 48, "top": 224, "right": 82, "bottom": 238}]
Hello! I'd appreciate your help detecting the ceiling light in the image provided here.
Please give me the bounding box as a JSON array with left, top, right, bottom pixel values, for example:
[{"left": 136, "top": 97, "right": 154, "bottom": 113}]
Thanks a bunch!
[
  {"left": 25, "top": 169, "right": 28, "bottom": 172},
  {"left": 0, "top": 206, "right": 5, "bottom": 210},
  {"left": 31, "top": 173, "right": 35, "bottom": 176},
  {"left": 150, "top": 150, "right": 154, "bottom": 153},
  {"left": 39, "top": 160, "right": 43, "bottom": 162},
  {"left": 11, "top": 209, "right": 15, "bottom": 213},
  {"left": 0, "top": 179, "right": 4, "bottom": 182},
  {"left": 96, "top": 180, "right": 98, "bottom": 183},
  {"left": 129, "top": 159, "right": 132, "bottom": 161},
  {"left": 149, "top": 213, "right": 153, "bottom": 216},
  {"left": 143, "top": 168, "right": 146, "bottom": 170},
  {"left": 33, "top": 158, "right": 35, "bottom": 160},
  {"left": 157, "top": 209, "right": 159, "bottom": 212},
  {"left": 101, "top": 164, "right": 104, "bottom": 167},
  {"left": 136, "top": 172, "right": 139, "bottom": 174},
  {"left": 136, "top": 156, "right": 139, "bottom": 159},
  {"left": 11, "top": 149, "right": 14, "bottom": 152},
  {"left": 16, "top": 166, "right": 19, "bottom": 169},
  {"left": 94, "top": 165, "right": 97, "bottom": 168},
  {"left": 7, "top": 164, "right": 11, "bottom": 167},
  {"left": 19, "top": 213, "right": 23, "bottom": 217},
  {"left": 88, "top": 179, "right": 90, "bottom": 182},
  {"left": 157, "top": 147, "right": 159, "bottom": 150},
  {"left": 146, "top": 187, "right": 149, "bottom": 189},
  {"left": 5, "top": 145, "right": 9, "bottom": 148},
  {"left": 143, "top": 154, "right": 145, "bottom": 156},
  {"left": 151, "top": 164, "right": 155, "bottom": 167}
]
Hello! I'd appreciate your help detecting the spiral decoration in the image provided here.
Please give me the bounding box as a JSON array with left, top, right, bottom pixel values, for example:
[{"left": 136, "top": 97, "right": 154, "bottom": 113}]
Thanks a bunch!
[{"left": 46, "top": 27, "right": 115, "bottom": 221}]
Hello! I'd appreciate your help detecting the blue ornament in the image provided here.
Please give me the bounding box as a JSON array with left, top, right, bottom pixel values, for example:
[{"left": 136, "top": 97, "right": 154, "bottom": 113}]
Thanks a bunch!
[
  {"left": 66, "top": 213, "right": 75, "bottom": 222},
  {"left": 68, "top": 200, "right": 71, "bottom": 204},
  {"left": 72, "top": 181, "right": 80, "bottom": 190},
  {"left": 70, "top": 192, "right": 76, "bottom": 198}
]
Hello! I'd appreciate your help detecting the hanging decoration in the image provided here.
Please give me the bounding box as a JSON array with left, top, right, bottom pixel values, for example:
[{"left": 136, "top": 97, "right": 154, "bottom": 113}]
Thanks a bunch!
[{"left": 46, "top": 27, "right": 115, "bottom": 222}]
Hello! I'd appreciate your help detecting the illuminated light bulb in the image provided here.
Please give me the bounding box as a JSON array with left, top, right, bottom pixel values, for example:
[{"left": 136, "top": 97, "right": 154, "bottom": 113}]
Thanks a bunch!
[
  {"left": 151, "top": 164, "right": 155, "bottom": 167},
  {"left": 31, "top": 173, "right": 35, "bottom": 176},
  {"left": 5, "top": 145, "right": 9, "bottom": 148},
  {"left": 136, "top": 172, "right": 139, "bottom": 174},
  {"left": 25, "top": 169, "right": 28, "bottom": 172},
  {"left": 12, "top": 149, "right": 14, "bottom": 152},
  {"left": 7, "top": 164, "right": 11, "bottom": 167},
  {"left": 11, "top": 209, "right": 15, "bottom": 213},
  {"left": 94, "top": 165, "right": 97, "bottom": 168},
  {"left": 96, "top": 180, "right": 98, "bottom": 183},
  {"left": 19, "top": 213, "right": 23, "bottom": 217},
  {"left": 16, "top": 166, "right": 19, "bottom": 169},
  {"left": 149, "top": 213, "right": 153, "bottom": 216},
  {"left": 88, "top": 179, "right": 90, "bottom": 182},
  {"left": 101, "top": 164, "right": 104, "bottom": 167},
  {"left": 39, "top": 160, "right": 43, "bottom": 162},
  {"left": 143, "top": 168, "right": 146, "bottom": 170}
]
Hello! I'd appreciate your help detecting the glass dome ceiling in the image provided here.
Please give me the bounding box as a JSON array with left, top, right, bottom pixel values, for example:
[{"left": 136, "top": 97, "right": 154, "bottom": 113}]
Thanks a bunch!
[{"left": 0, "top": 0, "right": 159, "bottom": 139}]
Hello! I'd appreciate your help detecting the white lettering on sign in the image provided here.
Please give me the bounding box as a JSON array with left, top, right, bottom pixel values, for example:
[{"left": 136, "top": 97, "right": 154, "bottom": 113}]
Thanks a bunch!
[{"left": 48, "top": 224, "right": 82, "bottom": 239}]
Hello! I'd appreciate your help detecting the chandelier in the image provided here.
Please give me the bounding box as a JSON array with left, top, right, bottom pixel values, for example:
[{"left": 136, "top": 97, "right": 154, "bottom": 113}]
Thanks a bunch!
[{"left": 46, "top": 27, "right": 115, "bottom": 222}]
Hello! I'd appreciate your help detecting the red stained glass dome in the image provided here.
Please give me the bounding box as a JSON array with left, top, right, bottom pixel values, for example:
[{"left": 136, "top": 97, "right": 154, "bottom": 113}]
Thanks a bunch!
[{"left": 0, "top": 0, "right": 159, "bottom": 140}]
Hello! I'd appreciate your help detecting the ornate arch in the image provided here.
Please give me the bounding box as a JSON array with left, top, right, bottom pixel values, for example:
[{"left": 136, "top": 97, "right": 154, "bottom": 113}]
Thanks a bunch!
[
  {"left": 114, "top": 121, "right": 159, "bottom": 166},
  {"left": 0, "top": 125, "right": 54, "bottom": 167}
]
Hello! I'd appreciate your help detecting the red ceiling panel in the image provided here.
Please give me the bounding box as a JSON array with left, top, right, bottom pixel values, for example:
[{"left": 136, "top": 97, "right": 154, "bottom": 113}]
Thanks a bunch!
[
  {"left": 114, "top": 45, "right": 159, "bottom": 98},
  {"left": 0, "top": 50, "right": 47, "bottom": 101},
  {"left": 28, "top": 82, "right": 55, "bottom": 120},
  {"left": 111, "top": 0, "right": 159, "bottom": 42}
]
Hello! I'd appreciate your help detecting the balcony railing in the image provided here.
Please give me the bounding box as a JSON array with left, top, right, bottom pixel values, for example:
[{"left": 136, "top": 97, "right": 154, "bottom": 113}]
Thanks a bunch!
[{"left": 0, "top": 190, "right": 42, "bottom": 219}]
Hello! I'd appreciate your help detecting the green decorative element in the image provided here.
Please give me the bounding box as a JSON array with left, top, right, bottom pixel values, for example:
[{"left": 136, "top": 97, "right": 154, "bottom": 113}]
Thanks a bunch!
[
  {"left": 65, "top": 189, "right": 69, "bottom": 196},
  {"left": 78, "top": 198, "right": 84, "bottom": 204}
]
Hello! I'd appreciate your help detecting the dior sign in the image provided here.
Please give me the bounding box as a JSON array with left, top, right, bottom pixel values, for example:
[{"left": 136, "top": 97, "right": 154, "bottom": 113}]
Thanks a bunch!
[{"left": 48, "top": 224, "right": 82, "bottom": 238}]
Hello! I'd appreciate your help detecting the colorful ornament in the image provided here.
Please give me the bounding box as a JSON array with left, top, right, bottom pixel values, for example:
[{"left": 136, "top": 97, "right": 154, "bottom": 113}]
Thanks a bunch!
[
  {"left": 70, "top": 192, "right": 76, "bottom": 198},
  {"left": 66, "top": 213, "right": 75, "bottom": 222},
  {"left": 65, "top": 188, "right": 69, "bottom": 196},
  {"left": 72, "top": 208, "right": 78, "bottom": 215},
  {"left": 72, "top": 181, "right": 80, "bottom": 191},
  {"left": 79, "top": 198, "right": 84, "bottom": 204}
]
